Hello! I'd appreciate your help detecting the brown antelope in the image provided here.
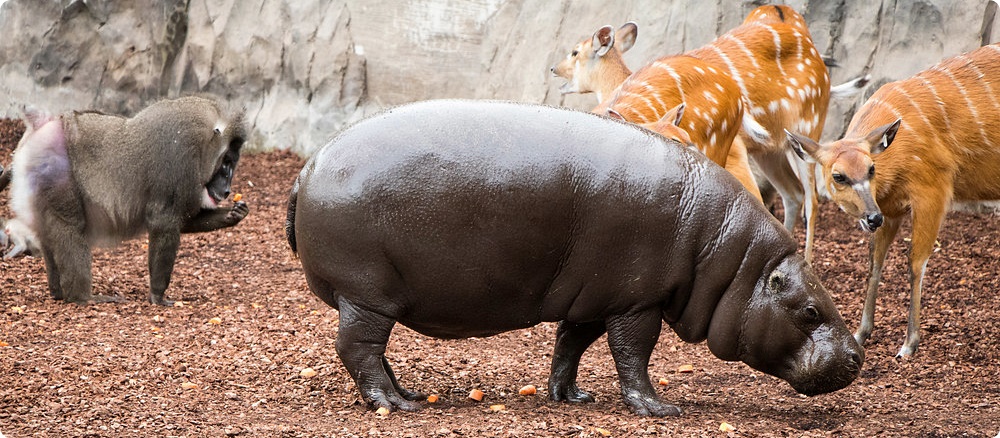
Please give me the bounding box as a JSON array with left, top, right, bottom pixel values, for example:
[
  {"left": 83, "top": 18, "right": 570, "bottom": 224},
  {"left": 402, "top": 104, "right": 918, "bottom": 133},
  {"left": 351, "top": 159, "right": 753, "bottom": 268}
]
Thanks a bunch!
[
  {"left": 786, "top": 43, "right": 1000, "bottom": 358},
  {"left": 603, "top": 55, "right": 767, "bottom": 201},
  {"left": 550, "top": 22, "right": 637, "bottom": 106}
]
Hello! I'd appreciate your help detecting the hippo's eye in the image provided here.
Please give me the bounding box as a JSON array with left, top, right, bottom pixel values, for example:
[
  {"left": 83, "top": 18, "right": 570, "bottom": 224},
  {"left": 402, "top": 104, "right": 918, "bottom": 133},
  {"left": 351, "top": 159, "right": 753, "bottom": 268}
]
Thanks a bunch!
[
  {"left": 831, "top": 173, "right": 848, "bottom": 185},
  {"left": 804, "top": 305, "right": 820, "bottom": 322}
]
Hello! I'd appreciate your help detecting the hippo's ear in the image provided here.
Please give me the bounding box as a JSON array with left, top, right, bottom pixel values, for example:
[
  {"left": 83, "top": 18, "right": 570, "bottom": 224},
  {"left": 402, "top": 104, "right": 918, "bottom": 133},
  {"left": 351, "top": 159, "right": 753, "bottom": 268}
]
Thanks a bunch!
[{"left": 767, "top": 270, "right": 787, "bottom": 293}]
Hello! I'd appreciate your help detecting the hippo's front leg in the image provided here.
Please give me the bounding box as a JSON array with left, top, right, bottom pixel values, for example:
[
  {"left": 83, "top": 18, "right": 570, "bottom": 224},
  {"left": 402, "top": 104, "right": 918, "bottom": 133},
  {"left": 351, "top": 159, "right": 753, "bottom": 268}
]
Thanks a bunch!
[
  {"left": 335, "top": 296, "right": 424, "bottom": 412},
  {"left": 548, "top": 320, "right": 606, "bottom": 403},
  {"left": 606, "top": 309, "right": 681, "bottom": 417}
]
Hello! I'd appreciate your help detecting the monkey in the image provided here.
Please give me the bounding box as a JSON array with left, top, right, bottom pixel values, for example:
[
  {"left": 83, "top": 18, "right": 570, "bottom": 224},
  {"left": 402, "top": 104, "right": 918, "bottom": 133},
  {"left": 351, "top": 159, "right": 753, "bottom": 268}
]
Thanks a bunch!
[{"left": 6, "top": 96, "right": 249, "bottom": 305}]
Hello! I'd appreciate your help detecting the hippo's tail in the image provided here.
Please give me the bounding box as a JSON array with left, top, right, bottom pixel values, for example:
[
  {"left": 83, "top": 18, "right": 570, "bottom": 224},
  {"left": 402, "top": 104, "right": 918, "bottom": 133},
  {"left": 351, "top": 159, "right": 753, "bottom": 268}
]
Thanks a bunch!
[{"left": 285, "top": 176, "right": 300, "bottom": 255}]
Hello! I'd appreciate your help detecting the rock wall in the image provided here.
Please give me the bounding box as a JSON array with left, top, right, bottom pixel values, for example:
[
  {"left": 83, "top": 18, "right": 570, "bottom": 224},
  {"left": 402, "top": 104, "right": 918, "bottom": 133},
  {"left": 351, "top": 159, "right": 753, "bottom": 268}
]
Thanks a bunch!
[{"left": 0, "top": 0, "right": 996, "bottom": 155}]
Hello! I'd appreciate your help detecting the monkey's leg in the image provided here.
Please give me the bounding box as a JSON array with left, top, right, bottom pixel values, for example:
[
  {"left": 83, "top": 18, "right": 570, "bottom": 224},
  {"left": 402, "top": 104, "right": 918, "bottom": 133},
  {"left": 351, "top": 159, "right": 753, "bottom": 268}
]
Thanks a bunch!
[
  {"left": 41, "top": 249, "right": 64, "bottom": 300},
  {"left": 42, "top": 215, "right": 120, "bottom": 305},
  {"left": 147, "top": 225, "right": 181, "bottom": 306},
  {"left": 181, "top": 202, "right": 249, "bottom": 233}
]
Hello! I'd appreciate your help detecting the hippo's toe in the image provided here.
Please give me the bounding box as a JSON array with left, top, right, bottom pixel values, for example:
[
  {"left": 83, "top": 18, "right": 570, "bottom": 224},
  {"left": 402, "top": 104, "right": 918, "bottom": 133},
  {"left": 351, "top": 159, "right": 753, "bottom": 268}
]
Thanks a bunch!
[{"left": 622, "top": 390, "right": 681, "bottom": 417}]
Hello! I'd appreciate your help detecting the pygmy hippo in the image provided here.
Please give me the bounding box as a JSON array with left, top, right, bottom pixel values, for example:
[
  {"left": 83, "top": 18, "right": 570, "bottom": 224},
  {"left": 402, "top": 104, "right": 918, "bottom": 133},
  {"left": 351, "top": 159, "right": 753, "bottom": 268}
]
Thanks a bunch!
[{"left": 286, "top": 100, "right": 863, "bottom": 416}]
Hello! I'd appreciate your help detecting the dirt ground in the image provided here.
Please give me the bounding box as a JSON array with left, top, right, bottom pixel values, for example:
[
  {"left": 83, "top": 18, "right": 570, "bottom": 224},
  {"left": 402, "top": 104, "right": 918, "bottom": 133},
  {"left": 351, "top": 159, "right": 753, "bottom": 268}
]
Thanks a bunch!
[{"left": 0, "top": 117, "right": 998, "bottom": 438}]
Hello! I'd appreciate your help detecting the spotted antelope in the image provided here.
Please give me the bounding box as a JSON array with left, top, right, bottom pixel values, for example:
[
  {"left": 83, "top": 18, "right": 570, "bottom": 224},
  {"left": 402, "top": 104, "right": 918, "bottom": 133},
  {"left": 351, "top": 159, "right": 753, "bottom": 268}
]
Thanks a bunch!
[
  {"left": 603, "top": 55, "right": 767, "bottom": 201},
  {"left": 786, "top": 43, "right": 1000, "bottom": 357}
]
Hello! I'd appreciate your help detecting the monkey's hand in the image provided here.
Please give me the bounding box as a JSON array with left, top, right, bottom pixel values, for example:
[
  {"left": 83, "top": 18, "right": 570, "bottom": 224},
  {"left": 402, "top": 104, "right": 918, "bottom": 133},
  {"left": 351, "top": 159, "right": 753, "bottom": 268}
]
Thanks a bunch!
[{"left": 181, "top": 201, "right": 250, "bottom": 233}]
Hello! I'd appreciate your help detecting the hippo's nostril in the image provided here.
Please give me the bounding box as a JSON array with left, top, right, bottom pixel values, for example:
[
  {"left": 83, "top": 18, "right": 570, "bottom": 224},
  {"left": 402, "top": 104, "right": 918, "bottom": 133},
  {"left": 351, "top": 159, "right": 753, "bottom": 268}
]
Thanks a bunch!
[{"left": 866, "top": 213, "right": 883, "bottom": 229}]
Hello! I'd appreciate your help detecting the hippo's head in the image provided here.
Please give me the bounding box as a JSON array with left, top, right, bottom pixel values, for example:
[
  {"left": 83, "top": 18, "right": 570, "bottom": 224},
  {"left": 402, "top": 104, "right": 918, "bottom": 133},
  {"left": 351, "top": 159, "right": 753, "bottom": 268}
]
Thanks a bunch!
[{"left": 709, "top": 255, "right": 863, "bottom": 396}]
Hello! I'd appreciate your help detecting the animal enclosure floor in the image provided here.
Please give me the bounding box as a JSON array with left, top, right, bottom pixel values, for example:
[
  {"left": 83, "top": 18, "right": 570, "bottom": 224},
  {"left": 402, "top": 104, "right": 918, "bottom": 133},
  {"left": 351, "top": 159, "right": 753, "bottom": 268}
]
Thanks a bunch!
[{"left": 0, "top": 118, "right": 998, "bottom": 437}]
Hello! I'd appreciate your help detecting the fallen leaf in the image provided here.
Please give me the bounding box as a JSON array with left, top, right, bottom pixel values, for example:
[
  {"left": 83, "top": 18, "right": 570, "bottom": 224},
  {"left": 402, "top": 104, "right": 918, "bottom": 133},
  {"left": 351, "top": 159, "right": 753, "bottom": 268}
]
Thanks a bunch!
[
  {"left": 720, "top": 422, "right": 736, "bottom": 432},
  {"left": 299, "top": 367, "right": 318, "bottom": 378},
  {"left": 426, "top": 394, "right": 439, "bottom": 403},
  {"left": 208, "top": 317, "right": 222, "bottom": 325},
  {"left": 375, "top": 406, "right": 390, "bottom": 417},
  {"left": 658, "top": 378, "right": 669, "bottom": 386},
  {"left": 181, "top": 382, "right": 198, "bottom": 390},
  {"left": 489, "top": 404, "right": 505, "bottom": 412},
  {"left": 10, "top": 306, "right": 23, "bottom": 314},
  {"left": 0, "top": 341, "right": 9, "bottom": 347},
  {"left": 518, "top": 384, "right": 537, "bottom": 396},
  {"left": 594, "top": 427, "right": 612, "bottom": 436}
]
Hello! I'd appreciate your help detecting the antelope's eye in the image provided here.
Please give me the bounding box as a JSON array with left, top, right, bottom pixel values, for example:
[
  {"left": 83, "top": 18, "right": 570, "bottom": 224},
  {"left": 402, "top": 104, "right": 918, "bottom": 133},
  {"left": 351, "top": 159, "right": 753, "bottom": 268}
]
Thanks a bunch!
[
  {"left": 571, "top": 50, "right": 579, "bottom": 57},
  {"left": 832, "top": 173, "right": 848, "bottom": 185},
  {"left": 868, "top": 165, "right": 876, "bottom": 178}
]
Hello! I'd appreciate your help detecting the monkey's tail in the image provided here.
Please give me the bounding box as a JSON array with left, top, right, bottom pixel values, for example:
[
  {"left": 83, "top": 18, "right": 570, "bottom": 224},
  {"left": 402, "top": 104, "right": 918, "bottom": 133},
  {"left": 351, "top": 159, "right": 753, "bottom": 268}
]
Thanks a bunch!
[
  {"left": 285, "top": 176, "right": 300, "bottom": 255},
  {"left": 0, "top": 165, "right": 8, "bottom": 192}
]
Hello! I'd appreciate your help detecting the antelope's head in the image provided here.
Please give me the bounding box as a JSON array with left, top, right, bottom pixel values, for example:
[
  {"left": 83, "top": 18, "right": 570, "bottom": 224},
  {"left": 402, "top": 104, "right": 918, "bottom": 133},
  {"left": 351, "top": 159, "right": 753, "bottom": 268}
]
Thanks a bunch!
[
  {"left": 550, "top": 22, "right": 636, "bottom": 100},
  {"left": 786, "top": 119, "right": 901, "bottom": 232}
]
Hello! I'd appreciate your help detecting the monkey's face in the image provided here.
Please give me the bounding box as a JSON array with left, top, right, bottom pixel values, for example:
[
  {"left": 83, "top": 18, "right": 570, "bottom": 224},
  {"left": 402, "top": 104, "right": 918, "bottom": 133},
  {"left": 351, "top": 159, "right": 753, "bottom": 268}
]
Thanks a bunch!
[{"left": 202, "top": 138, "right": 243, "bottom": 208}]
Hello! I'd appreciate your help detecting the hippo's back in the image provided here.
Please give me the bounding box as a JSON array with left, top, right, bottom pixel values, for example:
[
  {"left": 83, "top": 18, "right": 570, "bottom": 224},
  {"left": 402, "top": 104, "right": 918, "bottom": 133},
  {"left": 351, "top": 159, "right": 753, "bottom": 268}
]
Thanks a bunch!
[{"left": 291, "top": 100, "right": 748, "bottom": 337}]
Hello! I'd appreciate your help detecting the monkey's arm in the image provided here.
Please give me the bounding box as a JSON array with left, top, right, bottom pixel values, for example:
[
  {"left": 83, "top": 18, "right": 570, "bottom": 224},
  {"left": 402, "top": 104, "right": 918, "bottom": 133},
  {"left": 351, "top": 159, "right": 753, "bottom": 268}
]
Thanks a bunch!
[{"left": 181, "top": 202, "right": 250, "bottom": 233}]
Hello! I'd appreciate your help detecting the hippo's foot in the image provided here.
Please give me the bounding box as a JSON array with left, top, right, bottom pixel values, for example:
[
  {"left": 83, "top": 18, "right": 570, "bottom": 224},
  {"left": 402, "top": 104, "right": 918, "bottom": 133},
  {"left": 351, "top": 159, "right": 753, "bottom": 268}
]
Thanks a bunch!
[
  {"left": 549, "top": 382, "right": 595, "bottom": 403},
  {"left": 622, "top": 390, "right": 681, "bottom": 417},
  {"left": 364, "top": 388, "right": 423, "bottom": 413}
]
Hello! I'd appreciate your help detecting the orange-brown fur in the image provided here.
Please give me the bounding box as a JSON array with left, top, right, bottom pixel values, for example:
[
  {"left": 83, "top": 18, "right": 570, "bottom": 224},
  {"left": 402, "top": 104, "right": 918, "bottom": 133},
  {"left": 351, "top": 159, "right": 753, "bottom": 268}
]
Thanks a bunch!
[
  {"left": 605, "top": 55, "right": 762, "bottom": 200},
  {"left": 686, "top": 5, "right": 830, "bottom": 262},
  {"left": 551, "top": 23, "right": 635, "bottom": 105},
  {"left": 787, "top": 43, "right": 1000, "bottom": 357}
]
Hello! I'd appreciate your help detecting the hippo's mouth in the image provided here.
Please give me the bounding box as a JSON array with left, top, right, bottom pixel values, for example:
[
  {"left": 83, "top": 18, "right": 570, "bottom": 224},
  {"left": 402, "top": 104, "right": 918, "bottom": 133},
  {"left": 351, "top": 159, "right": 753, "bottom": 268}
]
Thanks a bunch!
[{"left": 782, "top": 349, "right": 863, "bottom": 396}]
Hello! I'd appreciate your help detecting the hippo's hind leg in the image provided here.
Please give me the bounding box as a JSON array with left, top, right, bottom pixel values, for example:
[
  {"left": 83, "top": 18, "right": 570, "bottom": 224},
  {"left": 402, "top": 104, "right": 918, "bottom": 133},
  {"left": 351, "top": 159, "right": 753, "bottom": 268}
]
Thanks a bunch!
[
  {"left": 335, "top": 296, "right": 424, "bottom": 412},
  {"left": 548, "top": 320, "right": 606, "bottom": 403},
  {"left": 605, "top": 309, "right": 680, "bottom": 417}
]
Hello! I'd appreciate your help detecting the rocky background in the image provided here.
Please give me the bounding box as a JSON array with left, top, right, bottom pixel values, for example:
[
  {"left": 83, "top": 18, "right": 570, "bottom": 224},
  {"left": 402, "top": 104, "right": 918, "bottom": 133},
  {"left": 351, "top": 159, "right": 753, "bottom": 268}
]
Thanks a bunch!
[{"left": 0, "top": 0, "right": 996, "bottom": 156}]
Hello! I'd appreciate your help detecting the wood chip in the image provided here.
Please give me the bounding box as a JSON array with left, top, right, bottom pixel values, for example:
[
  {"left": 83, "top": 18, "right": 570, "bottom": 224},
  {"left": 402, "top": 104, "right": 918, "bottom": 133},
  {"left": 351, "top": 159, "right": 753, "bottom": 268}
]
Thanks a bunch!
[
  {"left": 181, "top": 382, "right": 198, "bottom": 390},
  {"left": 518, "top": 384, "right": 537, "bottom": 395},
  {"left": 720, "top": 422, "right": 736, "bottom": 432},
  {"left": 299, "top": 367, "right": 317, "bottom": 378},
  {"left": 677, "top": 364, "right": 694, "bottom": 373}
]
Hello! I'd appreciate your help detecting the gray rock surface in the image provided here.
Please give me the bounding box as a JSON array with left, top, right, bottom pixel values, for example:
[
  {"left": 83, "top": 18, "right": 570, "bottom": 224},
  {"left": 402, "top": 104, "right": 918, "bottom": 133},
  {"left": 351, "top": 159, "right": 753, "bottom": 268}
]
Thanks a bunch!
[{"left": 0, "top": 0, "right": 995, "bottom": 155}]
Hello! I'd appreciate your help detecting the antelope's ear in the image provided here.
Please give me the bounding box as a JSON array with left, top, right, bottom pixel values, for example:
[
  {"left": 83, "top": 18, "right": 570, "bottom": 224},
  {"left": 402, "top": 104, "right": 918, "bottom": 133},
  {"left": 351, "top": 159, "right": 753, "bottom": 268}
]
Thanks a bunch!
[
  {"left": 606, "top": 108, "right": 625, "bottom": 121},
  {"left": 785, "top": 129, "right": 821, "bottom": 164},
  {"left": 617, "top": 22, "right": 638, "bottom": 53},
  {"left": 866, "top": 118, "right": 901, "bottom": 155},
  {"left": 663, "top": 103, "right": 685, "bottom": 127},
  {"left": 592, "top": 25, "right": 615, "bottom": 57}
]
